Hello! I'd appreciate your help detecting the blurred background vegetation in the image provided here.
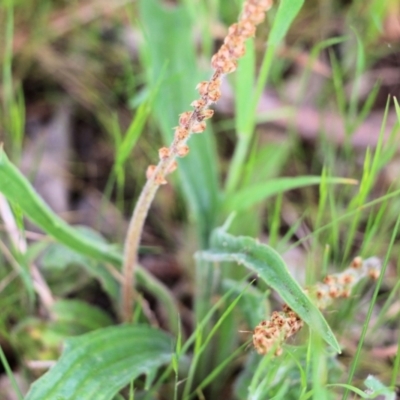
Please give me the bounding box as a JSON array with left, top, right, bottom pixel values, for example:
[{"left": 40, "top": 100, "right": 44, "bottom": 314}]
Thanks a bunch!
[{"left": 0, "top": 0, "right": 400, "bottom": 398}]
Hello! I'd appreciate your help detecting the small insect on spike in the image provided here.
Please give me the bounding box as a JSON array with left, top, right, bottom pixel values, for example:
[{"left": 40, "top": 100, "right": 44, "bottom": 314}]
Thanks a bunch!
[
  {"left": 146, "top": 165, "right": 157, "bottom": 180},
  {"left": 158, "top": 147, "right": 170, "bottom": 160}
]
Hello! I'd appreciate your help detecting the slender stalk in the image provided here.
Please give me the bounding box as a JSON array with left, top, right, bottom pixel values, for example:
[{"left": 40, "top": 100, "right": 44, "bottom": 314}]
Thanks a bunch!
[
  {"left": 121, "top": 177, "right": 159, "bottom": 321},
  {"left": 121, "top": 0, "right": 274, "bottom": 322}
]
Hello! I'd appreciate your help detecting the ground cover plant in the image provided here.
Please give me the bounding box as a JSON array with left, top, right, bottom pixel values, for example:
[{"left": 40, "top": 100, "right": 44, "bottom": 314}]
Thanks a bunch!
[{"left": 0, "top": 0, "right": 399, "bottom": 399}]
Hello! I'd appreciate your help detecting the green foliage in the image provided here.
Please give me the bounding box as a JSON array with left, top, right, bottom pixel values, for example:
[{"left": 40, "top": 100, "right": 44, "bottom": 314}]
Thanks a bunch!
[
  {"left": 139, "top": 0, "right": 220, "bottom": 246},
  {"left": 223, "top": 176, "right": 357, "bottom": 213},
  {"left": 199, "top": 226, "right": 340, "bottom": 353},
  {"left": 25, "top": 325, "right": 174, "bottom": 400},
  {"left": 226, "top": 0, "right": 305, "bottom": 193},
  {"left": 0, "top": 0, "right": 398, "bottom": 398}
]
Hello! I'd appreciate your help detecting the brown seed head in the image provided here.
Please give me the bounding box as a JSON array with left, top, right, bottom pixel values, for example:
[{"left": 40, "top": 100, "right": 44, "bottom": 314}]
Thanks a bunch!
[
  {"left": 224, "top": 35, "right": 246, "bottom": 58},
  {"left": 158, "top": 147, "right": 170, "bottom": 160},
  {"left": 191, "top": 98, "right": 207, "bottom": 108},
  {"left": 196, "top": 81, "right": 209, "bottom": 97},
  {"left": 236, "top": 19, "right": 256, "bottom": 38},
  {"left": 351, "top": 256, "right": 363, "bottom": 269},
  {"left": 155, "top": 174, "right": 167, "bottom": 185},
  {"left": 208, "top": 88, "right": 222, "bottom": 102},
  {"left": 146, "top": 165, "right": 156, "bottom": 180},
  {"left": 323, "top": 275, "right": 336, "bottom": 285},
  {"left": 192, "top": 121, "right": 207, "bottom": 133},
  {"left": 218, "top": 44, "right": 231, "bottom": 59},
  {"left": 179, "top": 111, "right": 193, "bottom": 127},
  {"left": 256, "top": 0, "right": 273, "bottom": 10},
  {"left": 341, "top": 289, "right": 351, "bottom": 298},
  {"left": 177, "top": 145, "right": 190, "bottom": 157},
  {"left": 368, "top": 268, "right": 380, "bottom": 280},
  {"left": 199, "top": 109, "right": 214, "bottom": 120},
  {"left": 174, "top": 126, "right": 189, "bottom": 141},
  {"left": 340, "top": 273, "right": 354, "bottom": 285},
  {"left": 244, "top": 5, "right": 265, "bottom": 25},
  {"left": 328, "top": 286, "right": 339, "bottom": 298}
]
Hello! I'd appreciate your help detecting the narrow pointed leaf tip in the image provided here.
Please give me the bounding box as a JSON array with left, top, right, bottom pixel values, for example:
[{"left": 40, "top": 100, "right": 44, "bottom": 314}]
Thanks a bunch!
[
  {"left": 25, "top": 325, "right": 174, "bottom": 400},
  {"left": 198, "top": 228, "right": 341, "bottom": 353}
]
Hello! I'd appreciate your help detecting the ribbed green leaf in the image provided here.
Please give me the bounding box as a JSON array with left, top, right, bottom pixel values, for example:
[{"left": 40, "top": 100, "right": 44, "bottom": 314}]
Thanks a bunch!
[
  {"left": 198, "top": 228, "right": 341, "bottom": 353},
  {"left": 139, "top": 0, "right": 220, "bottom": 246},
  {"left": 25, "top": 325, "right": 174, "bottom": 400},
  {"left": 50, "top": 300, "right": 113, "bottom": 334}
]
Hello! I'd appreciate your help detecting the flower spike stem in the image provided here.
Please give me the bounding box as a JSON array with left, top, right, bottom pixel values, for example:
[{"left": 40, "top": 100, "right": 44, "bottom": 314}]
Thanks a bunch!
[{"left": 121, "top": 0, "right": 274, "bottom": 322}]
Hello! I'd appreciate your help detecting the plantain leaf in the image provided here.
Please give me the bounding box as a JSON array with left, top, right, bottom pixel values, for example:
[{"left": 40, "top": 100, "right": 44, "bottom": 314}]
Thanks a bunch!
[
  {"left": 50, "top": 300, "right": 113, "bottom": 335},
  {"left": 197, "top": 228, "right": 341, "bottom": 353},
  {"left": 25, "top": 325, "right": 174, "bottom": 400}
]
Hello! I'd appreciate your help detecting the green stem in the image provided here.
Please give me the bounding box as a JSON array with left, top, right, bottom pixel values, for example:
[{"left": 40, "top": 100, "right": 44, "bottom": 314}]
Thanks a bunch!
[{"left": 0, "top": 345, "right": 24, "bottom": 400}]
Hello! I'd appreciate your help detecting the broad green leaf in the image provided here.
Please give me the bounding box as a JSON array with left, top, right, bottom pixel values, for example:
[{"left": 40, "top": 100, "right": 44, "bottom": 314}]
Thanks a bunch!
[
  {"left": 50, "top": 300, "right": 113, "bottom": 334},
  {"left": 198, "top": 228, "right": 341, "bottom": 353},
  {"left": 139, "top": 0, "right": 220, "bottom": 246},
  {"left": 364, "top": 375, "right": 396, "bottom": 400},
  {"left": 224, "top": 176, "right": 358, "bottom": 213},
  {"left": 25, "top": 325, "right": 174, "bottom": 400},
  {"left": 0, "top": 148, "right": 179, "bottom": 331}
]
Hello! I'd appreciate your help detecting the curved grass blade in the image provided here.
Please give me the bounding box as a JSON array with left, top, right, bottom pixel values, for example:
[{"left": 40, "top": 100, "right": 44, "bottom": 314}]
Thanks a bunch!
[
  {"left": 25, "top": 325, "right": 174, "bottom": 400},
  {"left": 198, "top": 228, "right": 341, "bottom": 353},
  {"left": 0, "top": 148, "right": 179, "bottom": 332},
  {"left": 0, "top": 147, "right": 121, "bottom": 264},
  {"left": 224, "top": 176, "right": 358, "bottom": 213}
]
